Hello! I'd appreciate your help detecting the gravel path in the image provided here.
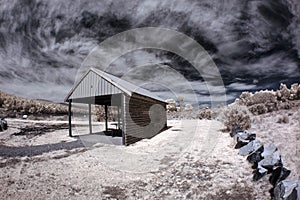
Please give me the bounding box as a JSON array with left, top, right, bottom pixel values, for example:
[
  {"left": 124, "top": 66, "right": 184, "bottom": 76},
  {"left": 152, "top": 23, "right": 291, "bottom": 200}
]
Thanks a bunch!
[{"left": 0, "top": 119, "right": 273, "bottom": 199}]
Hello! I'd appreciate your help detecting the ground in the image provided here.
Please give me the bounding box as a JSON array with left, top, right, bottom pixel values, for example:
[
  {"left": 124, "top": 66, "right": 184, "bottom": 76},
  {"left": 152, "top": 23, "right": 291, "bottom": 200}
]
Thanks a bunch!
[{"left": 0, "top": 116, "right": 298, "bottom": 199}]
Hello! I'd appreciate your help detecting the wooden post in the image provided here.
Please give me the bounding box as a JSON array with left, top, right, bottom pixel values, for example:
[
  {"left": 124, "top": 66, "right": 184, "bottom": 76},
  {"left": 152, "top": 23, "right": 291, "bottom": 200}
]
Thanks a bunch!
[
  {"left": 105, "top": 104, "right": 108, "bottom": 131},
  {"left": 117, "top": 105, "right": 120, "bottom": 129},
  {"left": 89, "top": 103, "right": 92, "bottom": 134},
  {"left": 121, "top": 94, "right": 125, "bottom": 145},
  {"left": 68, "top": 99, "right": 72, "bottom": 137}
]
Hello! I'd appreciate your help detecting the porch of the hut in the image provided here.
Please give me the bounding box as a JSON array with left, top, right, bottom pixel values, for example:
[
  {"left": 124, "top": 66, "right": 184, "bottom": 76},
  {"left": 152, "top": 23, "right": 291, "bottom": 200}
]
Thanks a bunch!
[{"left": 67, "top": 93, "right": 125, "bottom": 145}]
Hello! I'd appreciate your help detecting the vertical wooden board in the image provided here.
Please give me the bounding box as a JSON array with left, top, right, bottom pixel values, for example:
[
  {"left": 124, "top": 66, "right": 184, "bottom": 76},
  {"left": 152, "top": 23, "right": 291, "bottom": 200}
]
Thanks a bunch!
[
  {"left": 68, "top": 100, "right": 72, "bottom": 137},
  {"left": 121, "top": 94, "right": 126, "bottom": 145},
  {"left": 89, "top": 103, "right": 92, "bottom": 134}
]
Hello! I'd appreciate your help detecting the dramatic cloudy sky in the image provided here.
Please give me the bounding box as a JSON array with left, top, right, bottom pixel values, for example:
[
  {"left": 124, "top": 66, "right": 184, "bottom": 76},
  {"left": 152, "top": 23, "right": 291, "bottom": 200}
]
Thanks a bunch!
[{"left": 0, "top": 0, "right": 299, "bottom": 105}]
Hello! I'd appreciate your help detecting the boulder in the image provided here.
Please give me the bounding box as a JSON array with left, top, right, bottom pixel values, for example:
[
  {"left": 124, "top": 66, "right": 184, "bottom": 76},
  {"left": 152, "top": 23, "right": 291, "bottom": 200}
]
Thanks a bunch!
[
  {"left": 274, "top": 179, "right": 300, "bottom": 200},
  {"left": 247, "top": 145, "right": 264, "bottom": 164},
  {"left": 269, "top": 167, "right": 291, "bottom": 187},
  {"left": 253, "top": 144, "right": 282, "bottom": 181},
  {"left": 230, "top": 125, "right": 243, "bottom": 137},
  {"left": 234, "top": 130, "right": 256, "bottom": 149},
  {"left": 258, "top": 151, "right": 281, "bottom": 171},
  {"left": 239, "top": 140, "right": 262, "bottom": 156},
  {"left": 0, "top": 118, "right": 8, "bottom": 131}
]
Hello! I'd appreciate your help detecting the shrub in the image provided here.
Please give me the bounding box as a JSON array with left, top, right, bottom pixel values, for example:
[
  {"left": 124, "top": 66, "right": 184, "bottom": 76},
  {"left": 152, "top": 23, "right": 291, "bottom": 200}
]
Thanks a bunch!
[
  {"left": 277, "top": 83, "right": 290, "bottom": 101},
  {"left": 198, "top": 109, "right": 213, "bottom": 120},
  {"left": 235, "top": 83, "right": 300, "bottom": 115},
  {"left": 184, "top": 104, "right": 193, "bottom": 111},
  {"left": 165, "top": 99, "right": 177, "bottom": 112},
  {"left": 236, "top": 91, "right": 277, "bottom": 106},
  {"left": 289, "top": 83, "right": 300, "bottom": 100},
  {"left": 0, "top": 90, "right": 69, "bottom": 116},
  {"left": 277, "top": 115, "right": 289, "bottom": 124},
  {"left": 222, "top": 104, "right": 252, "bottom": 131}
]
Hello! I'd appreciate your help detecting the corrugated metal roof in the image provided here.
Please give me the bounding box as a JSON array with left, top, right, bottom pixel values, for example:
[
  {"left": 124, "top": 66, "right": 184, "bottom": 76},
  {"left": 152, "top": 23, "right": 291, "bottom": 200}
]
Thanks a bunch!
[{"left": 65, "top": 68, "right": 166, "bottom": 103}]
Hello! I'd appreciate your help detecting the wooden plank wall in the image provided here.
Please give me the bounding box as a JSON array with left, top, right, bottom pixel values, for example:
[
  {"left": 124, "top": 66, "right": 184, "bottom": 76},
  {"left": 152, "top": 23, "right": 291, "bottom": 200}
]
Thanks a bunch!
[{"left": 124, "top": 94, "right": 167, "bottom": 145}]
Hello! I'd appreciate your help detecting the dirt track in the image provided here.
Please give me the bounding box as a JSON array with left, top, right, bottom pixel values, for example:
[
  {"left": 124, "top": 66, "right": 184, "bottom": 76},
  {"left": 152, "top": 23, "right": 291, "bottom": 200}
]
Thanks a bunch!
[{"left": 0, "top": 118, "right": 292, "bottom": 199}]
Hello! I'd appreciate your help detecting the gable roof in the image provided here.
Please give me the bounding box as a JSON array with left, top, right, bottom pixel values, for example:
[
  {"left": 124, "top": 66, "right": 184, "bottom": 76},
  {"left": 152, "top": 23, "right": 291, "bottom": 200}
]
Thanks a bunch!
[{"left": 65, "top": 68, "right": 166, "bottom": 103}]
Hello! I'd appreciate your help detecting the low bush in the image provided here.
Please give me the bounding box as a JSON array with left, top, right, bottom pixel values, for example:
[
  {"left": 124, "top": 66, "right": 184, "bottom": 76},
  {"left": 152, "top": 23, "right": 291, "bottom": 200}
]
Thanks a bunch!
[
  {"left": 277, "top": 115, "right": 289, "bottom": 124},
  {"left": 222, "top": 104, "right": 252, "bottom": 131},
  {"left": 0, "top": 91, "right": 68, "bottom": 116}
]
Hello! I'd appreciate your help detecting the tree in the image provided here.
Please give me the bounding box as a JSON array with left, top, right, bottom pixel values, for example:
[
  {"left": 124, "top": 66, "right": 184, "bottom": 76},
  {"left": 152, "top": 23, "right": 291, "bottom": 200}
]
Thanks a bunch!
[{"left": 177, "top": 96, "right": 184, "bottom": 112}]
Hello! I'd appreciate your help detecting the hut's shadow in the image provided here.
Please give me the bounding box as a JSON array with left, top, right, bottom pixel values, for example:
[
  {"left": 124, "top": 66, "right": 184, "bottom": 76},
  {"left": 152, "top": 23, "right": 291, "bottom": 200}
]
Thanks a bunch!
[{"left": 0, "top": 140, "right": 85, "bottom": 158}]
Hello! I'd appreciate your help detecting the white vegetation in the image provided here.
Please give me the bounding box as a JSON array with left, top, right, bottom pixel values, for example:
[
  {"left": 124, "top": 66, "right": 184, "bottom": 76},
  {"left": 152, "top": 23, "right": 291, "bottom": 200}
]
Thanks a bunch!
[
  {"left": 165, "top": 98, "right": 177, "bottom": 112},
  {"left": 0, "top": 91, "right": 68, "bottom": 116},
  {"left": 222, "top": 83, "right": 300, "bottom": 131},
  {"left": 222, "top": 104, "right": 252, "bottom": 131},
  {"left": 235, "top": 83, "right": 300, "bottom": 115},
  {"left": 184, "top": 104, "right": 193, "bottom": 111},
  {"left": 166, "top": 98, "right": 193, "bottom": 112}
]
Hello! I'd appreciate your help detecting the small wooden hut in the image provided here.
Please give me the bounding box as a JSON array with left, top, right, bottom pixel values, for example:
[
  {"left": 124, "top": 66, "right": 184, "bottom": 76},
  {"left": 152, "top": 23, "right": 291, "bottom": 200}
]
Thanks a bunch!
[{"left": 65, "top": 68, "right": 167, "bottom": 145}]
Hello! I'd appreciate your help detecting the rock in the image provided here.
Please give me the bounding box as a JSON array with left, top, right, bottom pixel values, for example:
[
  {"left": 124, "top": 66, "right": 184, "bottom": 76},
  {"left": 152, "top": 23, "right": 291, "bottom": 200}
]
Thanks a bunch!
[
  {"left": 253, "top": 168, "right": 268, "bottom": 181},
  {"left": 261, "top": 144, "right": 278, "bottom": 158},
  {"left": 230, "top": 125, "right": 243, "bottom": 137},
  {"left": 274, "top": 179, "right": 300, "bottom": 200},
  {"left": 239, "top": 140, "right": 262, "bottom": 156},
  {"left": 253, "top": 146, "right": 282, "bottom": 181},
  {"left": 234, "top": 131, "right": 256, "bottom": 149},
  {"left": 269, "top": 166, "right": 291, "bottom": 187},
  {"left": 22, "top": 114, "right": 28, "bottom": 119},
  {"left": 0, "top": 118, "right": 8, "bottom": 131},
  {"left": 247, "top": 145, "right": 264, "bottom": 164},
  {"left": 258, "top": 151, "right": 281, "bottom": 171}
]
